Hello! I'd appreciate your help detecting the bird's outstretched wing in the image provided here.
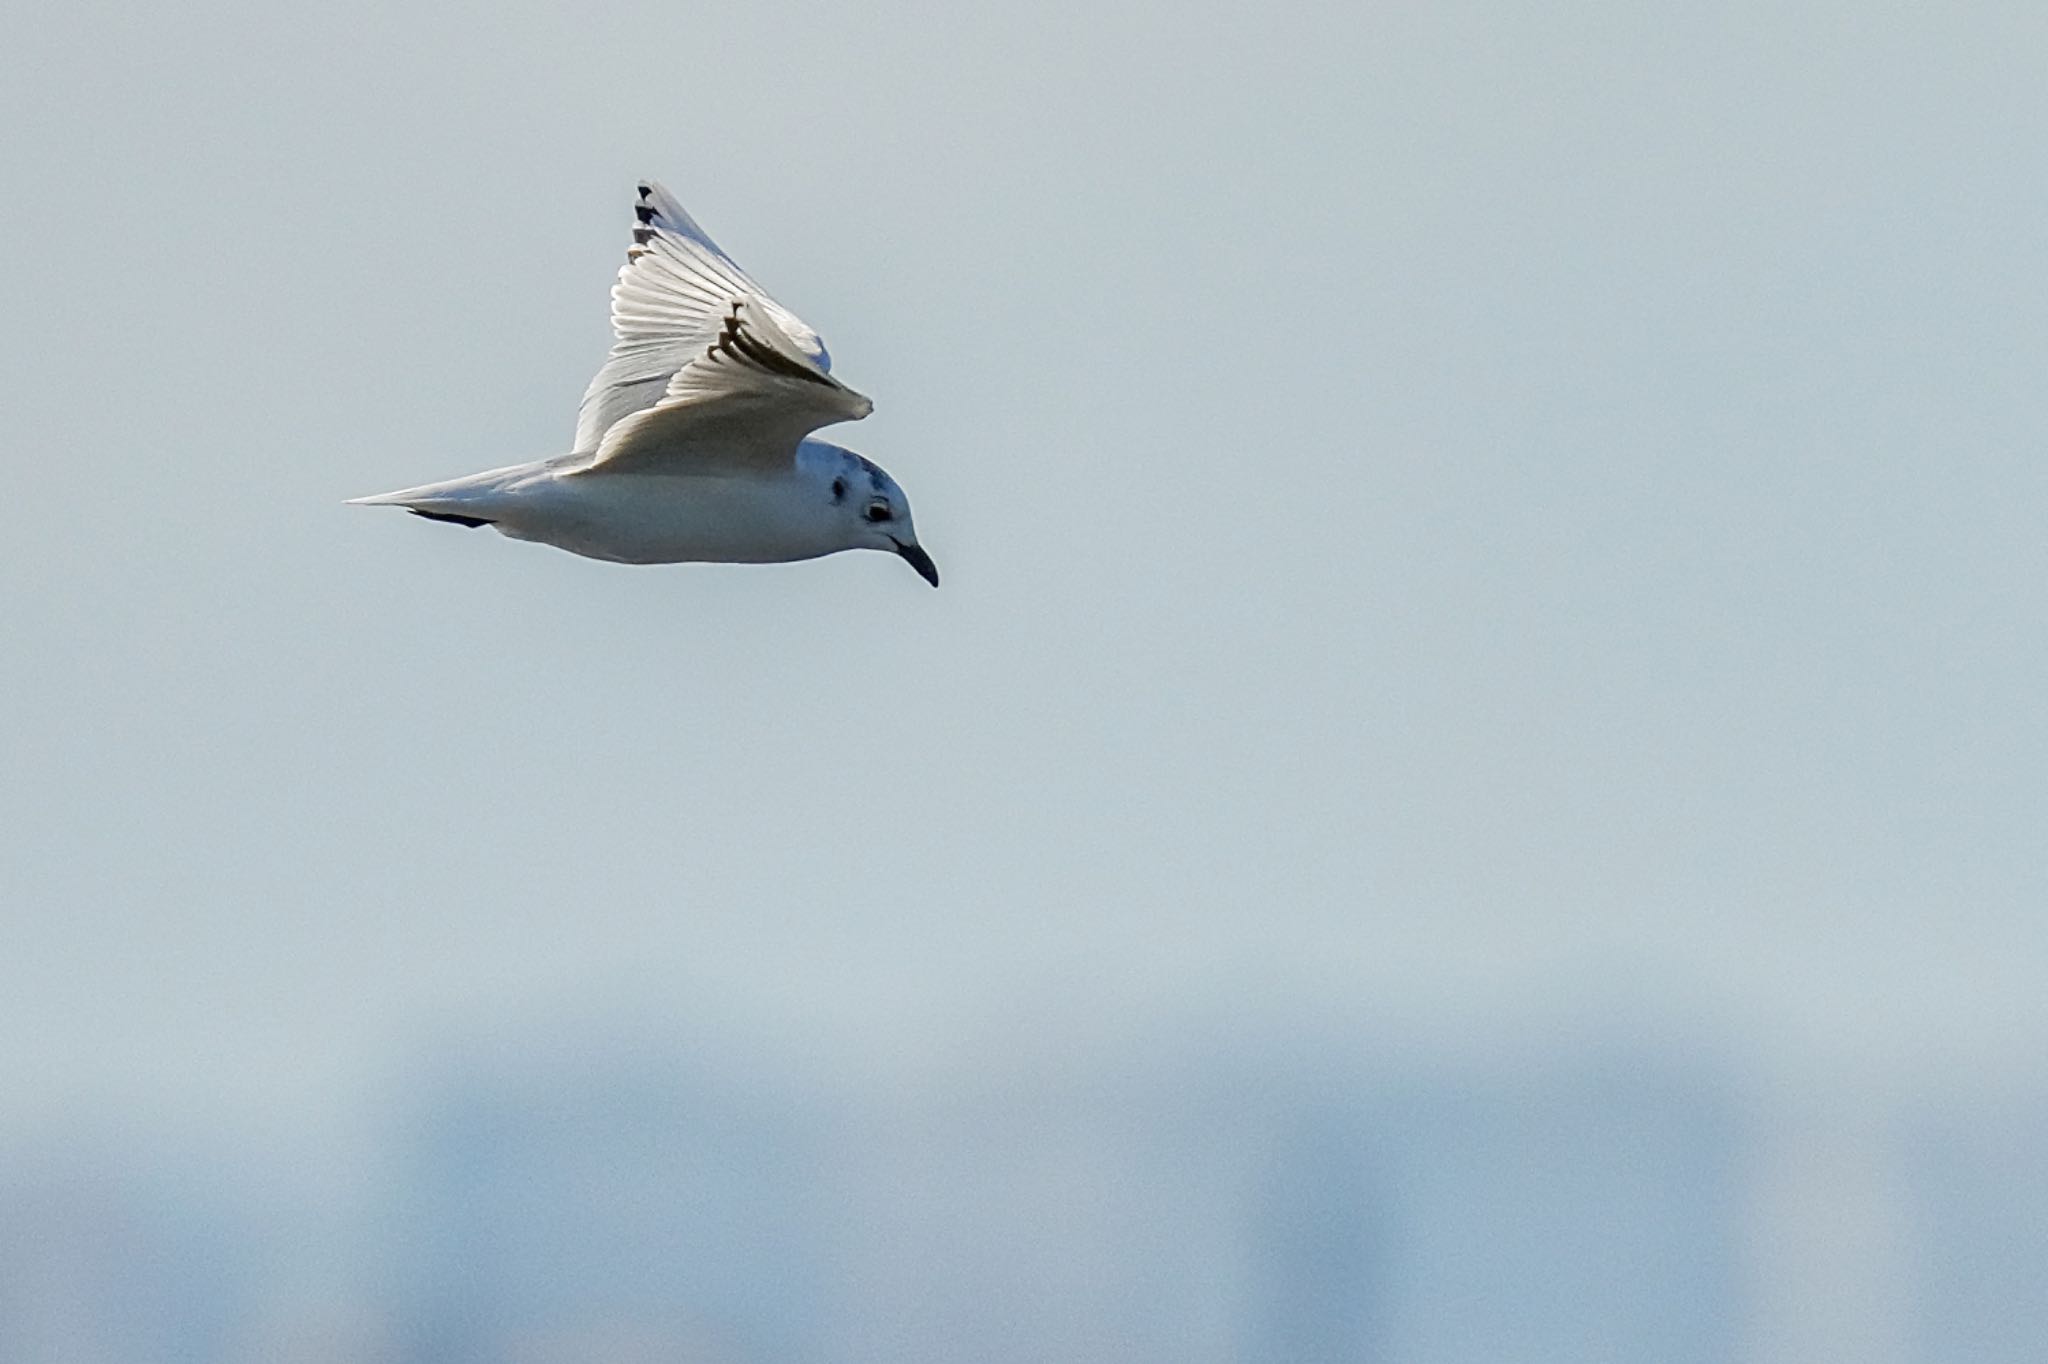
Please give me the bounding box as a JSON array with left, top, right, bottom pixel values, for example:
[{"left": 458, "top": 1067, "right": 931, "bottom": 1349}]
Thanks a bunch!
[
  {"left": 571, "top": 181, "right": 867, "bottom": 462},
  {"left": 574, "top": 295, "right": 872, "bottom": 475}
]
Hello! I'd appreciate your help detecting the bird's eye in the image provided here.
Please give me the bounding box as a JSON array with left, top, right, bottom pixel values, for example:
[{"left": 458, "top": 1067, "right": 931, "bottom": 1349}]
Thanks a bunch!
[
  {"left": 830, "top": 477, "right": 848, "bottom": 502},
  {"left": 864, "top": 502, "right": 893, "bottom": 523}
]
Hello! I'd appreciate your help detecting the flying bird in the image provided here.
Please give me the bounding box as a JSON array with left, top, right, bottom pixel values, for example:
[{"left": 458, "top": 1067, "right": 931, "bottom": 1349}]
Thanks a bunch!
[{"left": 351, "top": 180, "right": 937, "bottom": 586}]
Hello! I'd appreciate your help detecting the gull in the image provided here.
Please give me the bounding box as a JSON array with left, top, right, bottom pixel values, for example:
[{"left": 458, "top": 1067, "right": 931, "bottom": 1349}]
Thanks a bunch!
[{"left": 350, "top": 180, "right": 938, "bottom": 586}]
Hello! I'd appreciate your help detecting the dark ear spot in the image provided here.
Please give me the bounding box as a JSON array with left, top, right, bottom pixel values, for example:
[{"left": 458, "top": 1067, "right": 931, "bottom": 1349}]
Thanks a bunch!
[{"left": 830, "top": 477, "right": 848, "bottom": 503}]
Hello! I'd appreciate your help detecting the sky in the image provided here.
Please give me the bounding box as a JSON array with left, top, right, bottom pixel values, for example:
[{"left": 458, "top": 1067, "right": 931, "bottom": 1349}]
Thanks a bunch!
[{"left": 1, "top": 1, "right": 2045, "bottom": 1358}]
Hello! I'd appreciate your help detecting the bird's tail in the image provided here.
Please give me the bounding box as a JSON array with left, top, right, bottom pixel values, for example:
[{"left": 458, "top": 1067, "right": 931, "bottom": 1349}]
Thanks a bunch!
[{"left": 346, "top": 463, "right": 532, "bottom": 528}]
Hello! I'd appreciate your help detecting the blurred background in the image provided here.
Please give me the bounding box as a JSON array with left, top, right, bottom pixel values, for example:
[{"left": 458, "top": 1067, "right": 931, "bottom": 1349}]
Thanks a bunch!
[{"left": 2, "top": 1, "right": 2045, "bottom": 1360}]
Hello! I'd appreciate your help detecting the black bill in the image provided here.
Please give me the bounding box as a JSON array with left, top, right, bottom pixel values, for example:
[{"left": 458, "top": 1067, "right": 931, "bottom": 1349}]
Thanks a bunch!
[{"left": 892, "top": 539, "right": 940, "bottom": 587}]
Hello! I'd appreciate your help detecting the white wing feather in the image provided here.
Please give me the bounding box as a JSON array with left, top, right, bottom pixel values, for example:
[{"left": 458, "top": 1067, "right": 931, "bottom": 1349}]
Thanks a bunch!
[
  {"left": 577, "top": 296, "right": 870, "bottom": 474},
  {"left": 572, "top": 181, "right": 853, "bottom": 457}
]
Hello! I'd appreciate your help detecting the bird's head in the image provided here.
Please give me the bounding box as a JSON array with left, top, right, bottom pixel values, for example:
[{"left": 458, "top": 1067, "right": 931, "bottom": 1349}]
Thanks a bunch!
[{"left": 829, "top": 453, "right": 938, "bottom": 587}]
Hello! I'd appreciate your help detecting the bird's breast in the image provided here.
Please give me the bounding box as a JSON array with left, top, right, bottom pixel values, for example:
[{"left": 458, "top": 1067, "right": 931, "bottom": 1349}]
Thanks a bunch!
[{"left": 494, "top": 470, "right": 840, "bottom": 566}]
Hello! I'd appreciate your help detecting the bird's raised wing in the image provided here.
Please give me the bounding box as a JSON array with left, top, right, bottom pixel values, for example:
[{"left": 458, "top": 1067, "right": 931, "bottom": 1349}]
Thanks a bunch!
[
  {"left": 572, "top": 181, "right": 858, "bottom": 457},
  {"left": 573, "top": 294, "right": 871, "bottom": 475}
]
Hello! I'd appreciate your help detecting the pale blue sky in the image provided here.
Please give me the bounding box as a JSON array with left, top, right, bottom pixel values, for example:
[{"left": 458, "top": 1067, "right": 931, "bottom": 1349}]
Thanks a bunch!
[{"left": 1, "top": 3, "right": 2044, "bottom": 1341}]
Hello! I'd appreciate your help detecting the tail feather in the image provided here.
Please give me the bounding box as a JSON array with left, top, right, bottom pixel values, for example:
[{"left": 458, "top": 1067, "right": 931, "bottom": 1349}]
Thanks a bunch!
[
  {"left": 348, "top": 461, "right": 537, "bottom": 528},
  {"left": 406, "top": 508, "right": 493, "bottom": 528}
]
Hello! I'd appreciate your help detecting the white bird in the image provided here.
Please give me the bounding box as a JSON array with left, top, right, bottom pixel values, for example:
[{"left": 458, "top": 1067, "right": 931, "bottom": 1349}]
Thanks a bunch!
[{"left": 351, "top": 180, "right": 938, "bottom": 586}]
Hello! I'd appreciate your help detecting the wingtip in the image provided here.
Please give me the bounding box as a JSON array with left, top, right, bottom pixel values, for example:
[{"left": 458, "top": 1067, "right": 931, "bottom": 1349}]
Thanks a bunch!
[{"left": 629, "top": 180, "right": 665, "bottom": 245}]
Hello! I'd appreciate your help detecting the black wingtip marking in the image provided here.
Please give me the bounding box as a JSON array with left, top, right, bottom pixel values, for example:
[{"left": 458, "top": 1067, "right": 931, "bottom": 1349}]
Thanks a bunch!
[
  {"left": 408, "top": 508, "right": 493, "bottom": 529},
  {"left": 634, "top": 203, "right": 655, "bottom": 224}
]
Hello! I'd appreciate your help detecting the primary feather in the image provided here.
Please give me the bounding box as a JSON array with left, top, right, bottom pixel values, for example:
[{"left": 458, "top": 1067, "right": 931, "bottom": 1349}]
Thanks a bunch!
[{"left": 573, "top": 180, "right": 843, "bottom": 455}]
